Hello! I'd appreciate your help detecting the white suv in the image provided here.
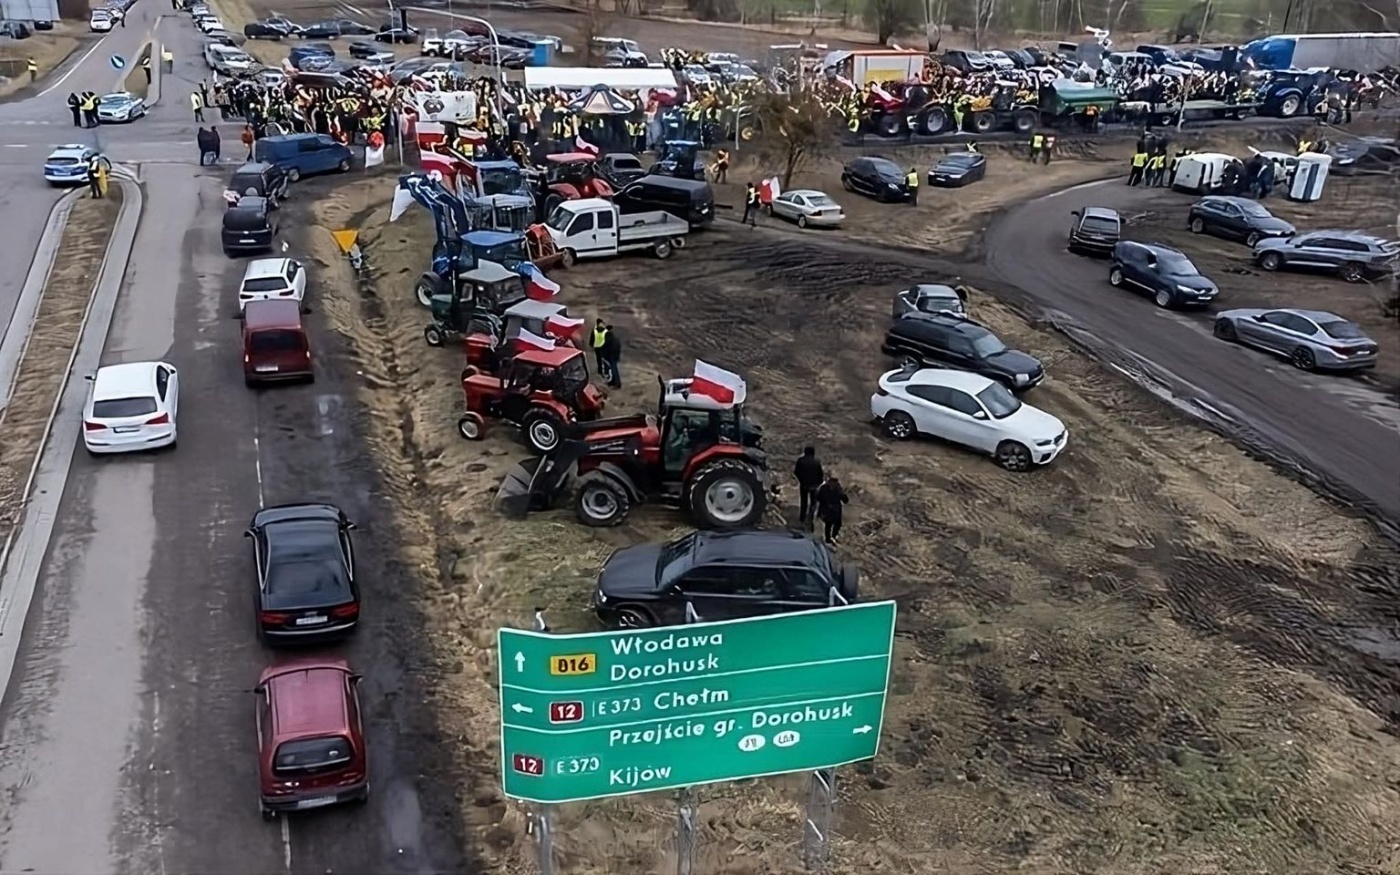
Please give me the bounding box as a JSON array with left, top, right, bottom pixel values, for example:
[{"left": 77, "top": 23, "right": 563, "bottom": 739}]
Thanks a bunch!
[
  {"left": 238, "top": 258, "right": 306, "bottom": 312},
  {"left": 870, "top": 366, "right": 1067, "bottom": 471}
]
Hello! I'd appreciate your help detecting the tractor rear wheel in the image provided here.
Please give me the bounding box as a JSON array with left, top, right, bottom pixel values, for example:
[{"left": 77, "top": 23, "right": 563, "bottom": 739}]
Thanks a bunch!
[
  {"left": 686, "top": 459, "right": 765, "bottom": 529},
  {"left": 521, "top": 409, "right": 564, "bottom": 454},
  {"left": 576, "top": 473, "right": 630, "bottom": 527}
]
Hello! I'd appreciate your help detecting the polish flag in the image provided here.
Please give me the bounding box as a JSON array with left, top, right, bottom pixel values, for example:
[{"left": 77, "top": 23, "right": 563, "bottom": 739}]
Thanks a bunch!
[
  {"left": 759, "top": 176, "right": 780, "bottom": 204},
  {"left": 546, "top": 313, "right": 585, "bottom": 339},
  {"left": 522, "top": 264, "right": 561, "bottom": 301},
  {"left": 415, "top": 120, "right": 447, "bottom": 150},
  {"left": 419, "top": 151, "right": 459, "bottom": 187},
  {"left": 513, "top": 327, "right": 556, "bottom": 353},
  {"left": 574, "top": 134, "right": 600, "bottom": 157},
  {"left": 690, "top": 360, "right": 745, "bottom": 407}
]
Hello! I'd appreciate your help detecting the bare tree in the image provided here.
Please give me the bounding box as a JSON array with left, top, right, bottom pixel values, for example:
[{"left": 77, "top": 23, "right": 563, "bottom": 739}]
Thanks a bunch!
[
  {"left": 751, "top": 89, "right": 838, "bottom": 189},
  {"left": 860, "top": 0, "right": 922, "bottom": 44}
]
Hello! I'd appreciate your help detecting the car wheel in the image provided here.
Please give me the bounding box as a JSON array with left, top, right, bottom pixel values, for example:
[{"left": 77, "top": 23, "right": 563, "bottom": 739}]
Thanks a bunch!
[
  {"left": 1213, "top": 318, "right": 1237, "bottom": 341},
  {"left": 841, "top": 175, "right": 853, "bottom": 192},
  {"left": 797, "top": 214, "right": 808, "bottom": 229},
  {"left": 337, "top": 158, "right": 351, "bottom": 172},
  {"left": 613, "top": 605, "right": 655, "bottom": 628},
  {"left": 1290, "top": 347, "right": 1316, "bottom": 371},
  {"left": 1260, "top": 251, "right": 1281, "bottom": 271},
  {"left": 882, "top": 411, "right": 916, "bottom": 440},
  {"left": 1245, "top": 231, "right": 1261, "bottom": 247},
  {"left": 424, "top": 325, "right": 444, "bottom": 347},
  {"left": 1108, "top": 266, "right": 1124, "bottom": 287},
  {"left": 1189, "top": 217, "right": 1205, "bottom": 233},
  {"left": 1339, "top": 262, "right": 1364, "bottom": 283},
  {"left": 1154, "top": 289, "right": 1174, "bottom": 309},
  {"left": 286, "top": 167, "right": 300, "bottom": 183},
  {"left": 996, "top": 441, "right": 1033, "bottom": 472},
  {"left": 457, "top": 412, "right": 485, "bottom": 440},
  {"left": 521, "top": 410, "right": 564, "bottom": 454}
]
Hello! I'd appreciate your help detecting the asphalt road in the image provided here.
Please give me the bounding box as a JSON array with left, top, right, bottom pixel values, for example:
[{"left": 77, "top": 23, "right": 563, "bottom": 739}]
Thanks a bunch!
[
  {"left": 0, "top": 5, "right": 470, "bottom": 874},
  {"left": 983, "top": 179, "right": 1400, "bottom": 535}
]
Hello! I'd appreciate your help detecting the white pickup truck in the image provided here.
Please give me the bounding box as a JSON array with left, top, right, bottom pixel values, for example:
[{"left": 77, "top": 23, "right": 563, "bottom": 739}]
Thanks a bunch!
[{"left": 545, "top": 198, "right": 689, "bottom": 264}]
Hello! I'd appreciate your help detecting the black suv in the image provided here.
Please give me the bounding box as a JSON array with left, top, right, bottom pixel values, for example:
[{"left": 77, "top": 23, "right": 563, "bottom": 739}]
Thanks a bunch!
[
  {"left": 594, "top": 530, "right": 857, "bottom": 628},
  {"left": 1109, "top": 241, "right": 1218, "bottom": 309},
  {"left": 222, "top": 196, "right": 280, "bottom": 256},
  {"left": 226, "top": 162, "right": 288, "bottom": 208},
  {"left": 841, "top": 156, "right": 912, "bottom": 203},
  {"left": 1067, "top": 206, "right": 1121, "bottom": 255},
  {"left": 881, "top": 312, "right": 1044, "bottom": 391}
]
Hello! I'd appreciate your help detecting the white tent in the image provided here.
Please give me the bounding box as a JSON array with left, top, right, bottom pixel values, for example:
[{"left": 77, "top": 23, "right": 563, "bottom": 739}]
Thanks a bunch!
[{"left": 523, "top": 67, "right": 678, "bottom": 91}]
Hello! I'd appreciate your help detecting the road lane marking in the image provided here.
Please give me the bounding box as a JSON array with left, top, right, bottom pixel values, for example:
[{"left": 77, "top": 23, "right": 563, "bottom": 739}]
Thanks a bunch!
[
  {"left": 253, "top": 433, "right": 265, "bottom": 509},
  {"left": 281, "top": 815, "right": 292, "bottom": 869}
]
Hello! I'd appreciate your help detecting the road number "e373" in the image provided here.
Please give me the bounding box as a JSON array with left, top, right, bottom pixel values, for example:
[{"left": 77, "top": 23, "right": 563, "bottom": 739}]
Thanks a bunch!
[{"left": 549, "top": 653, "right": 597, "bottom": 676}]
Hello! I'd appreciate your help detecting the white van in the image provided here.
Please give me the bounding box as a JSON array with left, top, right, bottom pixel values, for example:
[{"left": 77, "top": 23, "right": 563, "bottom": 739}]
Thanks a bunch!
[
  {"left": 89, "top": 8, "right": 114, "bottom": 31},
  {"left": 1171, "top": 152, "right": 1240, "bottom": 195},
  {"left": 594, "top": 37, "right": 648, "bottom": 66}
]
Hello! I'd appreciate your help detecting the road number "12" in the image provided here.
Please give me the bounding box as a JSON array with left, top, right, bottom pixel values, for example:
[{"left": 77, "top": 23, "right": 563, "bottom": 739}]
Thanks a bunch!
[{"left": 550, "top": 653, "right": 597, "bottom": 676}]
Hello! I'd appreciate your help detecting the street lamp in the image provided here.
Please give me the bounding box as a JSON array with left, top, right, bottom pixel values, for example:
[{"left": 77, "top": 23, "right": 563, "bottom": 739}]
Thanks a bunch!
[{"left": 412, "top": 4, "right": 505, "bottom": 116}]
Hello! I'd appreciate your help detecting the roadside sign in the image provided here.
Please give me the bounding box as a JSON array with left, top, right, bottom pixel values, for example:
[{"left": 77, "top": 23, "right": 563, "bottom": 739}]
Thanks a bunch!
[
  {"left": 497, "top": 601, "right": 896, "bottom": 804},
  {"left": 110, "top": 55, "right": 126, "bottom": 70},
  {"left": 330, "top": 229, "right": 358, "bottom": 253}
]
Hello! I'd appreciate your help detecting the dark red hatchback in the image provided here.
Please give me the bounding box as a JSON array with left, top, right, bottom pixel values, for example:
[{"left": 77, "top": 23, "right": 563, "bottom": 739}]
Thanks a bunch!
[{"left": 256, "top": 657, "right": 368, "bottom": 818}]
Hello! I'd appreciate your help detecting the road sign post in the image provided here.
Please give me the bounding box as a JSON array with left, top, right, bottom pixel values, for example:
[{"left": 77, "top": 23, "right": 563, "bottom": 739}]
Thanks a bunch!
[
  {"left": 802, "top": 586, "right": 852, "bottom": 872},
  {"left": 496, "top": 600, "right": 896, "bottom": 805},
  {"left": 528, "top": 609, "right": 555, "bottom": 875},
  {"left": 675, "top": 601, "right": 702, "bottom": 875}
]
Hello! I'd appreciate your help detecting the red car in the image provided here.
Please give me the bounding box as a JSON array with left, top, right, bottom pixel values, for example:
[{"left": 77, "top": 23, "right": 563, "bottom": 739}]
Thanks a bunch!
[{"left": 256, "top": 658, "right": 368, "bottom": 819}]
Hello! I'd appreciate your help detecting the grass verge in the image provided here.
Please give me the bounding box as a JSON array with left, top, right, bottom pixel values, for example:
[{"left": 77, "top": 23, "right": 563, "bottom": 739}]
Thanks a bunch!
[{"left": 0, "top": 189, "right": 122, "bottom": 557}]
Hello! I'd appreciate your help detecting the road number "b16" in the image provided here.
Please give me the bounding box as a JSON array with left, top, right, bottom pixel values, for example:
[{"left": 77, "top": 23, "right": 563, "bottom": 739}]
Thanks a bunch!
[{"left": 550, "top": 653, "right": 597, "bottom": 676}]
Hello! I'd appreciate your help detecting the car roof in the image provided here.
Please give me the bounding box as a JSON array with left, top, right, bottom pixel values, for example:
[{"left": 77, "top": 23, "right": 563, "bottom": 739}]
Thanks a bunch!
[
  {"left": 243, "top": 258, "right": 294, "bottom": 280},
  {"left": 50, "top": 144, "right": 94, "bottom": 157},
  {"left": 1301, "top": 230, "right": 1387, "bottom": 244},
  {"left": 1080, "top": 206, "right": 1120, "bottom": 220},
  {"left": 253, "top": 502, "right": 343, "bottom": 528},
  {"left": 894, "top": 311, "right": 990, "bottom": 336},
  {"left": 891, "top": 367, "right": 996, "bottom": 393},
  {"left": 938, "top": 152, "right": 981, "bottom": 162},
  {"left": 243, "top": 298, "right": 303, "bottom": 329},
  {"left": 92, "top": 361, "right": 161, "bottom": 399},
  {"left": 1281, "top": 308, "right": 1349, "bottom": 323},
  {"left": 464, "top": 229, "right": 520, "bottom": 245},
  {"left": 1127, "top": 241, "right": 1187, "bottom": 257},
  {"left": 785, "top": 189, "right": 826, "bottom": 197},
  {"left": 503, "top": 299, "right": 565, "bottom": 319},
  {"left": 233, "top": 161, "right": 274, "bottom": 175},
  {"left": 630, "top": 174, "right": 708, "bottom": 191},
  {"left": 262, "top": 659, "right": 352, "bottom": 738},
  {"left": 514, "top": 346, "right": 581, "bottom": 367},
  {"left": 909, "top": 283, "right": 959, "bottom": 296},
  {"left": 691, "top": 530, "right": 828, "bottom": 568}
]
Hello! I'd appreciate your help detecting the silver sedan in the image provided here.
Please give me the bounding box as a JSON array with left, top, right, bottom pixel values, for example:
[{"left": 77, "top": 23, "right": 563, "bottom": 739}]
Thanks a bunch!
[
  {"left": 768, "top": 189, "right": 844, "bottom": 229},
  {"left": 1213, "top": 307, "right": 1379, "bottom": 372}
]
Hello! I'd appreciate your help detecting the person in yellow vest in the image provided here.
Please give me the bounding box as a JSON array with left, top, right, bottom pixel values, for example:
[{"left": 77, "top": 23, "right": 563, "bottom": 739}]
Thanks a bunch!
[
  {"left": 1297, "top": 138, "right": 1311, "bottom": 155},
  {"left": 741, "top": 182, "right": 759, "bottom": 226},
  {"left": 95, "top": 161, "right": 109, "bottom": 198},
  {"left": 161, "top": 47, "right": 174, "bottom": 73},
  {"left": 1029, "top": 131, "right": 1043, "bottom": 162},
  {"left": 905, "top": 166, "right": 919, "bottom": 206},
  {"left": 86, "top": 154, "right": 103, "bottom": 198},
  {"left": 1127, "top": 150, "right": 1147, "bottom": 186},
  {"left": 1148, "top": 152, "right": 1166, "bottom": 186},
  {"left": 26, "top": 57, "right": 37, "bottom": 82},
  {"left": 713, "top": 148, "right": 729, "bottom": 184},
  {"left": 589, "top": 319, "right": 610, "bottom": 383},
  {"left": 191, "top": 91, "right": 204, "bottom": 122}
]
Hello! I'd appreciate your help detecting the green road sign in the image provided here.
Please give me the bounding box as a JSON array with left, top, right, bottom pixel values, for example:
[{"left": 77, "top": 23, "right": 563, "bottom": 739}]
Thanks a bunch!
[{"left": 497, "top": 601, "right": 896, "bottom": 804}]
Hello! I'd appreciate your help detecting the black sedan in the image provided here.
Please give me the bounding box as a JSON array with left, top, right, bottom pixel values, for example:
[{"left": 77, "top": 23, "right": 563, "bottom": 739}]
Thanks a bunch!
[
  {"left": 298, "top": 21, "right": 341, "bottom": 39},
  {"left": 375, "top": 25, "right": 418, "bottom": 43},
  {"left": 1187, "top": 195, "right": 1295, "bottom": 246},
  {"left": 348, "top": 40, "right": 392, "bottom": 60},
  {"left": 841, "top": 156, "right": 913, "bottom": 203},
  {"left": 927, "top": 151, "right": 986, "bottom": 187},
  {"left": 245, "top": 503, "right": 360, "bottom": 643},
  {"left": 1330, "top": 138, "right": 1400, "bottom": 176},
  {"left": 333, "top": 18, "right": 376, "bottom": 35},
  {"left": 243, "top": 19, "right": 286, "bottom": 39}
]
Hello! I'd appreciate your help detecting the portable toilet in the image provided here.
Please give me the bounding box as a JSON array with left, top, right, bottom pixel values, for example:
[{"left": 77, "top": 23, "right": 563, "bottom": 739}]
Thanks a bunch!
[
  {"left": 1288, "top": 151, "right": 1331, "bottom": 202},
  {"left": 528, "top": 40, "right": 553, "bottom": 67}
]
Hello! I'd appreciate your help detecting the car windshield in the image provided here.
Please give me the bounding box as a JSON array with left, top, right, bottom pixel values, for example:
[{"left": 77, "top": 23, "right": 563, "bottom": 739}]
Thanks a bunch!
[
  {"left": 545, "top": 206, "right": 572, "bottom": 232},
  {"left": 1238, "top": 201, "right": 1271, "bottom": 218},
  {"left": 481, "top": 166, "right": 523, "bottom": 196},
  {"left": 1319, "top": 320, "right": 1364, "bottom": 339},
  {"left": 1081, "top": 216, "right": 1118, "bottom": 233},
  {"left": 273, "top": 735, "right": 352, "bottom": 776},
  {"left": 243, "top": 277, "right": 288, "bottom": 293},
  {"left": 970, "top": 332, "right": 1006, "bottom": 357},
  {"left": 1157, "top": 253, "right": 1198, "bottom": 275},
  {"left": 92, "top": 396, "right": 157, "bottom": 418},
  {"left": 99, "top": 95, "right": 127, "bottom": 105},
  {"left": 225, "top": 209, "right": 268, "bottom": 231},
  {"left": 656, "top": 532, "right": 698, "bottom": 586},
  {"left": 870, "top": 161, "right": 902, "bottom": 179},
  {"left": 250, "top": 329, "right": 303, "bottom": 352},
  {"left": 939, "top": 156, "right": 977, "bottom": 168},
  {"left": 611, "top": 156, "right": 643, "bottom": 171},
  {"left": 976, "top": 383, "right": 1022, "bottom": 418}
]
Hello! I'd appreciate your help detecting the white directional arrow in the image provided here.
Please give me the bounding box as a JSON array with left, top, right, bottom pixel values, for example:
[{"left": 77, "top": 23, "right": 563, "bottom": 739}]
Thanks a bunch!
[
  {"left": 852, "top": 725, "right": 873, "bottom": 735},
  {"left": 511, "top": 702, "right": 534, "bottom": 714},
  {"left": 514, "top": 652, "right": 526, "bottom": 673}
]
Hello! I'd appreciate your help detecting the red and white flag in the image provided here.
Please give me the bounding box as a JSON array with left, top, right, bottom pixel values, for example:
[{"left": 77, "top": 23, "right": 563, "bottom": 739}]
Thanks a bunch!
[
  {"left": 546, "top": 313, "right": 585, "bottom": 338},
  {"left": 523, "top": 265, "right": 561, "bottom": 301},
  {"left": 574, "top": 134, "right": 600, "bottom": 157},
  {"left": 419, "top": 151, "right": 459, "bottom": 189},
  {"left": 415, "top": 120, "right": 447, "bottom": 150},
  {"left": 690, "top": 360, "right": 745, "bottom": 406},
  {"left": 513, "top": 328, "right": 556, "bottom": 353}
]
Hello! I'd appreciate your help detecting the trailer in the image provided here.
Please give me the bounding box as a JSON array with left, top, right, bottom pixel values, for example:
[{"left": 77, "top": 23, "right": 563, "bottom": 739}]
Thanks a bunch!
[
  {"left": 545, "top": 198, "right": 688, "bottom": 263},
  {"left": 1141, "top": 98, "right": 1258, "bottom": 125},
  {"left": 1241, "top": 33, "right": 1399, "bottom": 73}
]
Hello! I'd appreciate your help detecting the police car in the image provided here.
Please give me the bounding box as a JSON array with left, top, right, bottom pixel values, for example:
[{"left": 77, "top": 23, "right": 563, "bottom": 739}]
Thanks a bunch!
[
  {"left": 44, "top": 145, "right": 100, "bottom": 186},
  {"left": 96, "top": 92, "right": 148, "bottom": 123}
]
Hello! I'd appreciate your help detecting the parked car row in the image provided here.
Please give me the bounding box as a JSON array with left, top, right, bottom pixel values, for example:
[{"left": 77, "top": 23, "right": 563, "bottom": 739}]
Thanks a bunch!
[
  {"left": 1066, "top": 196, "right": 1388, "bottom": 373},
  {"left": 842, "top": 152, "right": 988, "bottom": 204}
]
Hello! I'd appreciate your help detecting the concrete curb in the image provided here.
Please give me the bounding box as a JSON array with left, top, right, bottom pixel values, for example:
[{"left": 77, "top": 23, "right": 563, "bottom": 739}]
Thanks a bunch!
[
  {"left": 0, "top": 168, "right": 143, "bottom": 693},
  {"left": 0, "top": 191, "right": 82, "bottom": 413}
]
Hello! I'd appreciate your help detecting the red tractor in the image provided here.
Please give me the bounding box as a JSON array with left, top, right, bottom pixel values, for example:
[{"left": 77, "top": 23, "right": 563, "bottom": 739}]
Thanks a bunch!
[
  {"left": 462, "top": 299, "right": 584, "bottom": 374},
  {"left": 538, "top": 153, "right": 615, "bottom": 218},
  {"left": 495, "top": 374, "right": 771, "bottom": 530},
  {"left": 457, "top": 347, "right": 606, "bottom": 453}
]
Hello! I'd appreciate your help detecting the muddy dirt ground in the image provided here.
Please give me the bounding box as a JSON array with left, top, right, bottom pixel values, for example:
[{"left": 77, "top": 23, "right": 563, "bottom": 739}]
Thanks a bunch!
[
  {"left": 289, "top": 161, "right": 1400, "bottom": 875},
  {"left": 0, "top": 25, "right": 84, "bottom": 100}
]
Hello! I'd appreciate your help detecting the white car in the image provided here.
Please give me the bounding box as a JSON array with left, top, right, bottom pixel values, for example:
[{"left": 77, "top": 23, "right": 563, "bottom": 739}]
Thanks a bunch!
[
  {"left": 195, "top": 15, "right": 224, "bottom": 33},
  {"left": 205, "top": 43, "right": 254, "bottom": 72},
  {"left": 89, "top": 8, "right": 114, "bottom": 31},
  {"left": 768, "top": 189, "right": 844, "bottom": 229},
  {"left": 83, "top": 362, "right": 180, "bottom": 454},
  {"left": 870, "top": 367, "right": 1066, "bottom": 471},
  {"left": 238, "top": 258, "right": 306, "bottom": 311}
]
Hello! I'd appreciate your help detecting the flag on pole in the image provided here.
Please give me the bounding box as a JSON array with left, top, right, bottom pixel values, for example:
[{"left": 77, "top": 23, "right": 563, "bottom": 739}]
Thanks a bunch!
[
  {"left": 365, "top": 144, "right": 385, "bottom": 168},
  {"left": 574, "top": 134, "right": 600, "bottom": 157},
  {"left": 389, "top": 184, "right": 416, "bottom": 222},
  {"left": 690, "top": 360, "right": 745, "bottom": 406},
  {"left": 513, "top": 328, "right": 556, "bottom": 352},
  {"left": 546, "top": 313, "right": 585, "bottom": 338},
  {"left": 415, "top": 120, "right": 447, "bottom": 150},
  {"left": 519, "top": 263, "right": 560, "bottom": 301}
]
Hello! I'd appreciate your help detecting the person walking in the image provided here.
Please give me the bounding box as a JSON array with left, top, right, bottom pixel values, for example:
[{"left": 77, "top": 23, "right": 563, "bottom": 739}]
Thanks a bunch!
[
  {"left": 67, "top": 92, "right": 81, "bottom": 127},
  {"left": 191, "top": 91, "right": 204, "bottom": 122},
  {"left": 600, "top": 324, "right": 622, "bottom": 389},
  {"left": 196, "top": 127, "right": 215, "bottom": 165},
  {"left": 905, "top": 166, "right": 919, "bottom": 206},
  {"left": 241, "top": 123, "right": 256, "bottom": 160},
  {"left": 589, "top": 318, "right": 610, "bottom": 384},
  {"left": 815, "top": 476, "right": 849, "bottom": 545},
  {"left": 86, "top": 154, "right": 103, "bottom": 199},
  {"left": 713, "top": 148, "right": 729, "bottom": 184},
  {"left": 82, "top": 92, "right": 99, "bottom": 127},
  {"left": 141, "top": 53, "right": 151, "bottom": 84},
  {"left": 208, "top": 126, "right": 222, "bottom": 164},
  {"left": 741, "top": 182, "right": 758, "bottom": 226},
  {"left": 26, "top": 57, "right": 37, "bottom": 83},
  {"left": 793, "top": 446, "right": 824, "bottom": 530}
]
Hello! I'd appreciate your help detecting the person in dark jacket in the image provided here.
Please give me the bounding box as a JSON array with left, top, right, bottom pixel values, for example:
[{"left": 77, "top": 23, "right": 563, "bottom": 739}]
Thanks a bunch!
[
  {"left": 793, "top": 446, "right": 823, "bottom": 530},
  {"left": 196, "top": 127, "right": 214, "bottom": 165},
  {"left": 815, "top": 476, "right": 849, "bottom": 544},
  {"left": 67, "top": 92, "right": 81, "bottom": 127},
  {"left": 599, "top": 324, "right": 621, "bottom": 389}
]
